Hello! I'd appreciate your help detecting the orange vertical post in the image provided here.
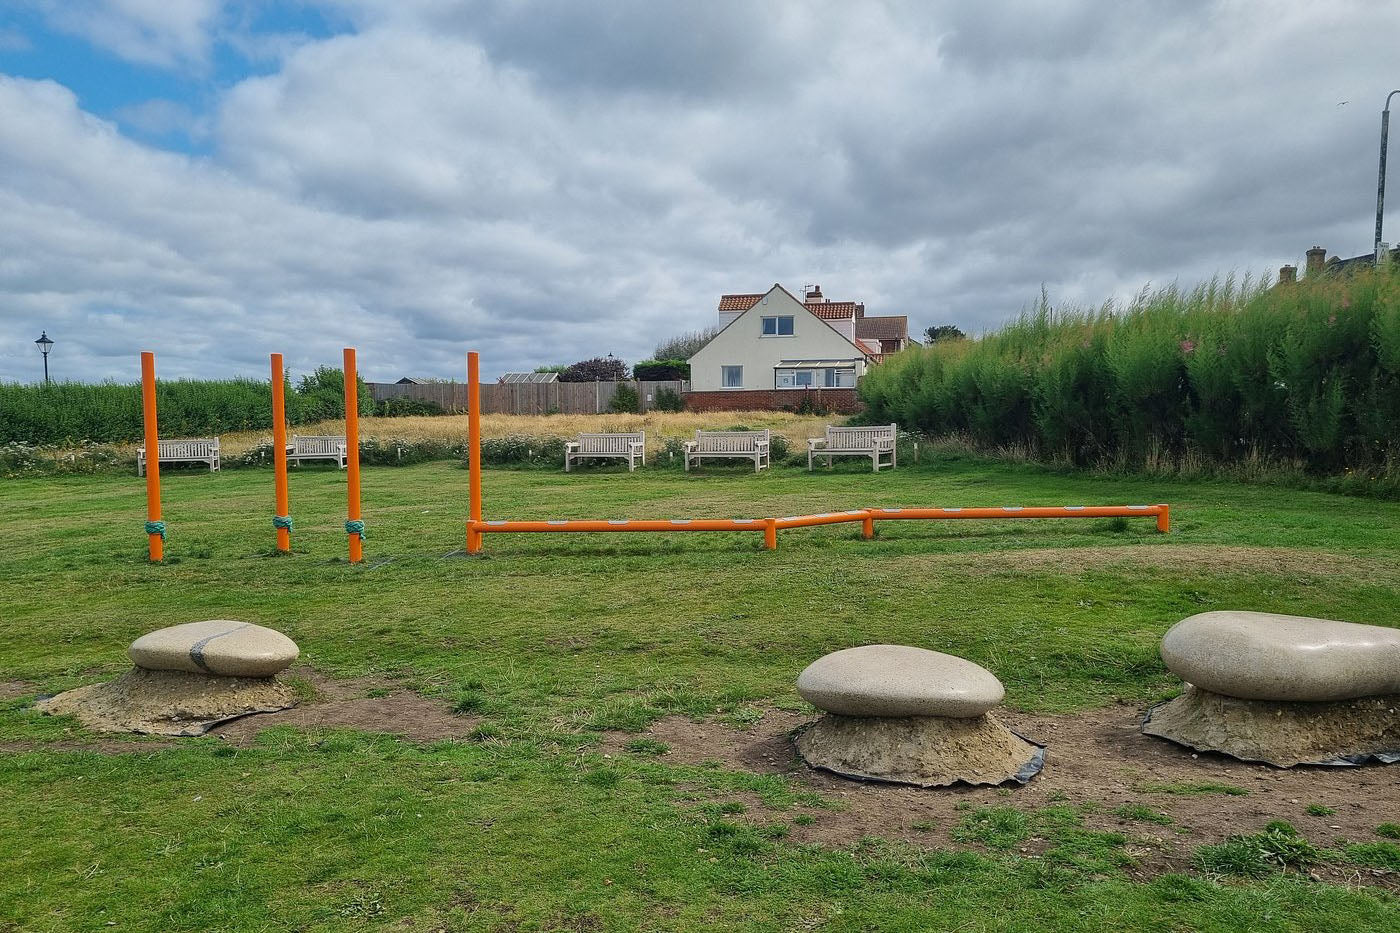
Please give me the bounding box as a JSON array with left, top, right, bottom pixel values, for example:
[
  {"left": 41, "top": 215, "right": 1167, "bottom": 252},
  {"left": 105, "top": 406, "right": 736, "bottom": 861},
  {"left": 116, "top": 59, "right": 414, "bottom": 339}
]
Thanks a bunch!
[
  {"left": 270, "top": 353, "right": 291, "bottom": 553},
  {"left": 466, "top": 351, "right": 483, "bottom": 554},
  {"left": 140, "top": 351, "right": 164, "bottom": 562},
  {"left": 343, "top": 348, "right": 363, "bottom": 563},
  {"left": 764, "top": 517, "right": 777, "bottom": 550},
  {"left": 1156, "top": 505, "right": 1171, "bottom": 534},
  {"left": 862, "top": 513, "right": 875, "bottom": 539}
]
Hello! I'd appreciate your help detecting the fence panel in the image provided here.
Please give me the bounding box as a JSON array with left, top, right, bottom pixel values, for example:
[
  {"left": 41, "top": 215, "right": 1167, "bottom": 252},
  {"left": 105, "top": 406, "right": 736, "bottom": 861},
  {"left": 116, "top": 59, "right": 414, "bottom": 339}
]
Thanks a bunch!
[{"left": 368, "top": 380, "right": 687, "bottom": 415}]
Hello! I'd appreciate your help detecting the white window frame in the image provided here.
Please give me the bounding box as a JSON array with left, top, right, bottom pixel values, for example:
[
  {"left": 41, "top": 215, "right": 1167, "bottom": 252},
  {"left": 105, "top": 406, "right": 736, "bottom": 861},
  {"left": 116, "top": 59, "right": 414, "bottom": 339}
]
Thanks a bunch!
[
  {"left": 761, "top": 315, "right": 794, "bottom": 337},
  {"left": 721, "top": 365, "right": 743, "bottom": 388}
]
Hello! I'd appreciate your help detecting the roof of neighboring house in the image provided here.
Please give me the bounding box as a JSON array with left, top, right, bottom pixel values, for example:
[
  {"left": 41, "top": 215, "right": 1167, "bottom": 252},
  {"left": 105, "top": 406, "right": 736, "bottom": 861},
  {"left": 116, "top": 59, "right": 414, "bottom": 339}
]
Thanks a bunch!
[
  {"left": 854, "top": 315, "right": 908, "bottom": 341},
  {"left": 396, "top": 376, "right": 428, "bottom": 384},
  {"left": 717, "top": 293, "right": 865, "bottom": 320},
  {"left": 700, "top": 284, "right": 876, "bottom": 361}
]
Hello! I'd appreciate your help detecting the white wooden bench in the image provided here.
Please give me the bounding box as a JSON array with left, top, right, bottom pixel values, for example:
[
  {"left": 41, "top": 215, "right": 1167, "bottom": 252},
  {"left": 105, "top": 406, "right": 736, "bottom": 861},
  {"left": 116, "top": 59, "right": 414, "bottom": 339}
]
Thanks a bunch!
[
  {"left": 287, "top": 434, "right": 348, "bottom": 468},
  {"left": 565, "top": 432, "right": 645, "bottom": 472},
  {"left": 808, "top": 423, "right": 897, "bottom": 472},
  {"left": 684, "top": 429, "right": 770, "bottom": 472},
  {"left": 137, "top": 437, "right": 220, "bottom": 475}
]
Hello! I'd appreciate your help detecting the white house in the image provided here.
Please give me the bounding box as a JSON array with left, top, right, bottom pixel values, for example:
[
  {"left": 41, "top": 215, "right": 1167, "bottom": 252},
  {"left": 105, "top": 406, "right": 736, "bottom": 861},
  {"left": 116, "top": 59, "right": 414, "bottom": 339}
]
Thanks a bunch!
[{"left": 689, "top": 284, "right": 876, "bottom": 392}]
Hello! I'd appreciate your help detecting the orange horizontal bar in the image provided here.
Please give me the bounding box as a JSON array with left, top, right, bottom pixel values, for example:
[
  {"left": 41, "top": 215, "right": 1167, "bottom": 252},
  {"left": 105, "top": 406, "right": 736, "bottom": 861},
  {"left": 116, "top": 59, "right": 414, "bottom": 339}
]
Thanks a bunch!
[
  {"left": 869, "top": 505, "right": 1167, "bottom": 521},
  {"left": 773, "top": 510, "right": 870, "bottom": 530},
  {"left": 472, "top": 518, "right": 765, "bottom": 533}
]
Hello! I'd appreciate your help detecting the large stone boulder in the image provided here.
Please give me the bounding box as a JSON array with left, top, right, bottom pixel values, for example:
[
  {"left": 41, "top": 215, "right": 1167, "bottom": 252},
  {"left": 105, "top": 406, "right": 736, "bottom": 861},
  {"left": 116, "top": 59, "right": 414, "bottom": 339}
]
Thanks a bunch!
[
  {"left": 796, "top": 645, "right": 1004, "bottom": 718},
  {"left": 794, "top": 645, "right": 1041, "bottom": 787},
  {"left": 1160, "top": 611, "right": 1400, "bottom": 702},
  {"left": 129, "top": 620, "right": 299, "bottom": 678}
]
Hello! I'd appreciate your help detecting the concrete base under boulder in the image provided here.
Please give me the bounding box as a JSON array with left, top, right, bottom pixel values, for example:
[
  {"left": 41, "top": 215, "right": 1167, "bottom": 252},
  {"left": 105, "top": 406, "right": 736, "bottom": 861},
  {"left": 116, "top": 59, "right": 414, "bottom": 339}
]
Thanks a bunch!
[
  {"left": 1142, "top": 686, "right": 1400, "bottom": 768},
  {"left": 796, "top": 713, "right": 1044, "bottom": 787},
  {"left": 36, "top": 667, "right": 296, "bottom": 737}
]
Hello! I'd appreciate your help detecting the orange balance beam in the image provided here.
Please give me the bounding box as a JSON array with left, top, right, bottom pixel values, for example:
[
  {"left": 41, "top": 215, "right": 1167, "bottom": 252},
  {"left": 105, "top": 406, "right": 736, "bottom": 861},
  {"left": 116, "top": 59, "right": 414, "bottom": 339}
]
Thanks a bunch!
[{"left": 868, "top": 504, "right": 1170, "bottom": 533}]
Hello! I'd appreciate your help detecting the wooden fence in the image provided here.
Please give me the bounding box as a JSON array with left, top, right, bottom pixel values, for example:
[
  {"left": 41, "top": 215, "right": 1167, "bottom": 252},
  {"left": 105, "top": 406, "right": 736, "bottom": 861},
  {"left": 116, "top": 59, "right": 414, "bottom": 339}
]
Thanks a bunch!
[{"left": 368, "top": 380, "right": 688, "bottom": 415}]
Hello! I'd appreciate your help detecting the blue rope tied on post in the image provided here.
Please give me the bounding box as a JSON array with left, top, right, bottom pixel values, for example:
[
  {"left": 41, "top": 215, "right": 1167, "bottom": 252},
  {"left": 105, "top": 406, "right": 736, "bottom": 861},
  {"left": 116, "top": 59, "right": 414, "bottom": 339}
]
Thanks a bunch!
[
  {"left": 144, "top": 520, "right": 166, "bottom": 538},
  {"left": 273, "top": 515, "right": 294, "bottom": 531},
  {"left": 344, "top": 519, "right": 365, "bottom": 538}
]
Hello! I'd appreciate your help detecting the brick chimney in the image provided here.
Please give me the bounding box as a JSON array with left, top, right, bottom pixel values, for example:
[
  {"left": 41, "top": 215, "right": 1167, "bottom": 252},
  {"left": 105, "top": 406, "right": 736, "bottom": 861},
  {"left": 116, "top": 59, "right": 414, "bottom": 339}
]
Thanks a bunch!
[
  {"left": 805, "top": 284, "right": 824, "bottom": 303},
  {"left": 1305, "top": 247, "right": 1327, "bottom": 277},
  {"left": 1278, "top": 264, "right": 1297, "bottom": 284}
]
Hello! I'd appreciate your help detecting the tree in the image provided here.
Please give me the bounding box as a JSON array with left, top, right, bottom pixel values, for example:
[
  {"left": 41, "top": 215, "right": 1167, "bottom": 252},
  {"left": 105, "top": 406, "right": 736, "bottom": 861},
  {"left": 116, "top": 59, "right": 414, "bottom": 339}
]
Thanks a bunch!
[
  {"left": 653, "top": 326, "right": 719, "bottom": 360},
  {"left": 292, "top": 366, "right": 373, "bottom": 421},
  {"left": 533, "top": 364, "right": 568, "bottom": 374},
  {"left": 924, "top": 324, "right": 967, "bottom": 344},
  {"left": 559, "top": 357, "right": 628, "bottom": 382},
  {"left": 607, "top": 382, "right": 640, "bottom": 413}
]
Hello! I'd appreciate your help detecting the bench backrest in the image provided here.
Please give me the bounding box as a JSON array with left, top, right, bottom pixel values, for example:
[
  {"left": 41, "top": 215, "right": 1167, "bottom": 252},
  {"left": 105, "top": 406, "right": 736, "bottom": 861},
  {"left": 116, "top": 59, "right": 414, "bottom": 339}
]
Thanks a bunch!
[
  {"left": 292, "top": 435, "right": 346, "bottom": 455},
  {"left": 694, "top": 429, "right": 769, "bottom": 453},
  {"left": 825, "top": 424, "right": 896, "bottom": 449},
  {"left": 577, "top": 432, "right": 644, "bottom": 454},
  {"left": 156, "top": 438, "right": 217, "bottom": 457}
]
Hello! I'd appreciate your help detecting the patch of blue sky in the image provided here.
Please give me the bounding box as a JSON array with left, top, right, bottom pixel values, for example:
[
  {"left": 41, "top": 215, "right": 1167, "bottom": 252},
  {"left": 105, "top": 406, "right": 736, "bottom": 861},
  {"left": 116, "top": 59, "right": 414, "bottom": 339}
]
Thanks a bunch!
[{"left": 0, "top": 3, "right": 351, "bottom": 155}]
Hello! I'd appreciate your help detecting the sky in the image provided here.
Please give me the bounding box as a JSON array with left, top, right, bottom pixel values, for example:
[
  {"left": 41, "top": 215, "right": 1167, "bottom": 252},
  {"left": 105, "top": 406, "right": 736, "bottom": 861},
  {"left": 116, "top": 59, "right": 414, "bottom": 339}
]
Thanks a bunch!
[{"left": 0, "top": 1, "right": 1397, "bottom": 384}]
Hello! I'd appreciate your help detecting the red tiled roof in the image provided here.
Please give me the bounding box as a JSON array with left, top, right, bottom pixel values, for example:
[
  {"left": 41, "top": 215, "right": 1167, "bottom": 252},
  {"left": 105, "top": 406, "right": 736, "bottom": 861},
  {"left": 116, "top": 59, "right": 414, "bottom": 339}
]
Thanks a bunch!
[
  {"left": 855, "top": 315, "right": 908, "bottom": 340},
  {"left": 716, "top": 293, "right": 864, "bottom": 319}
]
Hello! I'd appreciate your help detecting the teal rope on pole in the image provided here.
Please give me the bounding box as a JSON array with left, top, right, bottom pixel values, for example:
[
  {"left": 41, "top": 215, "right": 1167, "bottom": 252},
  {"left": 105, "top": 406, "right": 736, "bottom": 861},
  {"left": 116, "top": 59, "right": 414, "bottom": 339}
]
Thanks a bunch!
[
  {"left": 144, "top": 520, "right": 166, "bottom": 538},
  {"left": 344, "top": 519, "right": 365, "bottom": 537},
  {"left": 273, "top": 515, "right": 294, "bottom": 531}
]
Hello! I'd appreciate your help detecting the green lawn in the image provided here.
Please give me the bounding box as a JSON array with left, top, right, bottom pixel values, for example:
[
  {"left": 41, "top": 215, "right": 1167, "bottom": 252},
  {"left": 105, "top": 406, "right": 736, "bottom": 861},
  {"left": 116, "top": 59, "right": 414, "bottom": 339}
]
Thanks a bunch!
[{"left": 2, "top": 455, "right": 1398, "bottom": 931}]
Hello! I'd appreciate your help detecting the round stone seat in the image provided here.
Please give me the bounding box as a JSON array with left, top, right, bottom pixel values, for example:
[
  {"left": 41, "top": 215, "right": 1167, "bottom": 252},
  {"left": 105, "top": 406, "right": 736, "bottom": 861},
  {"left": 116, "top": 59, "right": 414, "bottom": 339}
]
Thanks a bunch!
[
  {"left": 129, "top": 620, "right": 299, "bottom": 678},
  {"left": 797, "top": 644, "right": 1004, "bottom": 718},
  {"left": 1161, "top": 611, "right": 1400, "bottom": 702}
]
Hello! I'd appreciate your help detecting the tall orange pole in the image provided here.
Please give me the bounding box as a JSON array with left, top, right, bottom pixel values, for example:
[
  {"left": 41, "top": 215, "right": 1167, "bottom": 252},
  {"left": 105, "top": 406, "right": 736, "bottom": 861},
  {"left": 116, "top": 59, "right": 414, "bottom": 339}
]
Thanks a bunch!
[
  {"left": 270, "top": 353, "right": 291, "bottom": 553},
  {"left": 466, "top": 351, "right": 483, "bottom": 554},
  {"left": 343, "top": 348, "right": 363, "bottom": 563},
  {"left": 140, "top": 351, "right": 163, "bottom": 562}
]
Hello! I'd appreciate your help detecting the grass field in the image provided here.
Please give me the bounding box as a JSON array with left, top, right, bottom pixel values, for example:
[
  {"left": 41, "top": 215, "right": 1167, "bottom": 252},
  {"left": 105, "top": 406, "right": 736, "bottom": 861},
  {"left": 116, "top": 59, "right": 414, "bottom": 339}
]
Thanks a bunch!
[{"left": 2, "top": 454, "right": 1399, "bottom": 931}]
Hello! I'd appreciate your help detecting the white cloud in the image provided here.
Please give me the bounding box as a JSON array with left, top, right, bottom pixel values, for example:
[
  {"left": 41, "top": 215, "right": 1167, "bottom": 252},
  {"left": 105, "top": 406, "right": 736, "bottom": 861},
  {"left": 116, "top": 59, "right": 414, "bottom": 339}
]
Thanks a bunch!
[
  {"left": 30, "top": 0, "right": 221, "bottom": 69},
  {"left": 2, "top": 1, "right": 1399, "bottom": 384}
]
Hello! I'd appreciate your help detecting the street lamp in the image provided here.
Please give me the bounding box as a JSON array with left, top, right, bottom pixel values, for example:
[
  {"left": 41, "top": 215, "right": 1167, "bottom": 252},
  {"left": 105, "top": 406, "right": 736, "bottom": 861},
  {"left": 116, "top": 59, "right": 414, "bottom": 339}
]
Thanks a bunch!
[
  {"left": 34, "top": 331, "right": 54, "bottom": 383},
  {"left": 1377, "top": 89, "right": 1400, "bottom": 260}
]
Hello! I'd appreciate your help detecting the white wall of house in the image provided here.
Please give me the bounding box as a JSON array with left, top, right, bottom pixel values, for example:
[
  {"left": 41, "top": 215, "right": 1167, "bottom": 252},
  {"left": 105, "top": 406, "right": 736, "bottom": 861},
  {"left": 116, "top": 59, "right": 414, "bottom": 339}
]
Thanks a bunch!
[{"left": 690, "top": 286, "right": 870, "bottom": 391}]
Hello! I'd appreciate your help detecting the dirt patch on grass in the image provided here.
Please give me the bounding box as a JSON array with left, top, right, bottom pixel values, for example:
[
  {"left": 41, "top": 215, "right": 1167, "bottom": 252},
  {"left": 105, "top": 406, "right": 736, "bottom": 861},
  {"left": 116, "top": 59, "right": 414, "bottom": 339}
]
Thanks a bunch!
[
  {"left": 0, "top": 681, "right": 34, "bottom": 701},
  {"left": 604, "top": 704, "right": 1400, "bottom": 886},
  {"left": 210, "top": 670, "right": 479, "bottom": 747},
  {"left": 894, "top": 545, "right": 1378, "bottom": 580}
]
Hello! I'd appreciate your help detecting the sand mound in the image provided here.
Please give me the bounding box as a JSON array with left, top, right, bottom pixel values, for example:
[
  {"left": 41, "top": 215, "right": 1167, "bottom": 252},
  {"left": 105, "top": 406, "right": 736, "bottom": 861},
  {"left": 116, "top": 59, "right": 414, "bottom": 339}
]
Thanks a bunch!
[
  {"left": 36, "top": 667, "right": 295, "bottom": 736},
  {"left": 796, "top": 712, "right": 1043, "bottom": 787},
  {"left": 1141, "top": 686, "right": 1400, "bottom": 767}
]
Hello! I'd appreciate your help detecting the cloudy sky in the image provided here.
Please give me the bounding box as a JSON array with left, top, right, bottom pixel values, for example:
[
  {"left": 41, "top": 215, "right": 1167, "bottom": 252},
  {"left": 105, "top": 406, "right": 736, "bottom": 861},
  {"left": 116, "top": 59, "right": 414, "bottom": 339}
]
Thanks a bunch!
[{"left": 0, "top": 1, "right": 1396, "bottom": 383}]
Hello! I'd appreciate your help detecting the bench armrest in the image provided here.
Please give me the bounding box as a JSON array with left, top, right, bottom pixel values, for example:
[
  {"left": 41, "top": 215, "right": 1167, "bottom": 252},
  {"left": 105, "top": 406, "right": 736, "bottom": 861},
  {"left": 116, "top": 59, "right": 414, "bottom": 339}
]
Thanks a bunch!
[
  {"left": 629, "top": 441, "right": 645, "bottom": 449},
  {"left": 807, "top": 437, "right": 825, "bottom": 449},
  {"left": 683, "top": 441, "right": 697, "bottom": 451},
  {"left": 754, "top": 439, "right": 770, "bottom": 449},
  {"left": 565, "top": 441, "right": 580, "bottom": 451}
]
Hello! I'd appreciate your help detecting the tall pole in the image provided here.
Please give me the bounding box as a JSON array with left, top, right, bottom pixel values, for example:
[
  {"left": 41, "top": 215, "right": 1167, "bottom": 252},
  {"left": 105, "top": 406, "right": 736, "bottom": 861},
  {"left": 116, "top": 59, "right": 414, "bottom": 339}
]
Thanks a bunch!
[
  {"left": 270, "top": 353, "right": 291, "bottom": 553},
  {"left": 1378, "top": 90, "right": 1400, "bottom": 259},
  {"left": 466, "top": 351, "right": 483, "bottom": 554},
  {"left": 343, "top": 348, "right": 363, "bottom": 564},
  {"left": 140, "top": 351, "right": 163, "bottom": 562},
  {"left": 42, "top": 352, "right": 49, "bottom": 384}
]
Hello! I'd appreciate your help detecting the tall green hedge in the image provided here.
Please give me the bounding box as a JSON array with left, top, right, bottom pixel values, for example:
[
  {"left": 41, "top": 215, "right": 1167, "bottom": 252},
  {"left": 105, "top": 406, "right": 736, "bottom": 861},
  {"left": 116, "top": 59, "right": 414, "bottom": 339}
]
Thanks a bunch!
[
  {"left": 859, "top": 268, "right": 1400, "bottom": 474},
  {"left": 0, "top": 367, "right": 374, "bottom": 445}
]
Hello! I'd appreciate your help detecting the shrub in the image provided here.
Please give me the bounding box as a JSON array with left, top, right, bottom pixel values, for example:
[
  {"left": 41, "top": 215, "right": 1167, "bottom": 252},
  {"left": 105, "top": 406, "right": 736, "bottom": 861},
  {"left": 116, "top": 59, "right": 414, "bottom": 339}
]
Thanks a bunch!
[
  {"left": 607, "top": 383, "right": 640, "bottom": 414},
  {"left": 376, "top": 397, "right": 445, "bottom": 417},
  {"left": 653, "top": 387, "right": 685, "bottom": 412},
  {"left": 654, "top": 327, "right": 718, "bottom": 360},
  {"left": 559, "top": 357, "right": 628, "bottom": 382},
  {"left": 859, "top": 266, "right": 1400, "bottom": 478},
  {"left": 632, "top": 359, "right": 690, "bottom": 381},
  {"left": 790, "top": 393, "right": 830, "bottom": 416}
]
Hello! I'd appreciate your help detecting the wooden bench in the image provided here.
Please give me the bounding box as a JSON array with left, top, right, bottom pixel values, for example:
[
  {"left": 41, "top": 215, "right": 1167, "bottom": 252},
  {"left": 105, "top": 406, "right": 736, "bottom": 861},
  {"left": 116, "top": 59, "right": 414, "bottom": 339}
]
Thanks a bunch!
[
  {"left": 565, "top": 432, "right": 645, "bottom": 472},
  {"left": 808, "top": 424, "right": 897, "bottom": 472},
  {"left": 137, "top": 437, "right": 220, "bottom": 475},
  {"left": 684, "top": 429, "right": 770, "bottom": 472},
  {"left": 287, "top": 434, "right": 348, "bottom": 468}
]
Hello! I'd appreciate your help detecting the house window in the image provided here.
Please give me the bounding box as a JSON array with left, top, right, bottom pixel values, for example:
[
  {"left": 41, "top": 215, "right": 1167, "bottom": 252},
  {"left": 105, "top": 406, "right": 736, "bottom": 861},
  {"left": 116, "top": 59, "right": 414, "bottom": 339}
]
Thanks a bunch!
[
  {"left": 825, "top": 368, "right": 856, "bottom": 388},
  {"left": 722, "top": 365, "right": 743, "bottom": 388},
  {"left": 775, "top": 367, "right": 857, "bottom": 388},
  {"left": 761, "top": 315, "right": 794, "bottom": 336}
]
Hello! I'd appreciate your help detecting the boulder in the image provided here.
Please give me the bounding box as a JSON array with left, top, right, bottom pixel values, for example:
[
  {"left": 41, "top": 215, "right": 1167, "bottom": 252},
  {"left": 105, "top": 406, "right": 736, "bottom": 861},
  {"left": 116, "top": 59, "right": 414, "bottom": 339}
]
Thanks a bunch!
[
  {"left": 796, "top": 713, "right": 1043, "bottom": 787},
  {"left": 797, "top": 644, "right": 1003, "bottom": 718},
  {"left": 1161, "top": 611, "right": 1400, "bottom": 702},
  {"left": 129, "top": 620, "right": 299, "bottom": 678}
]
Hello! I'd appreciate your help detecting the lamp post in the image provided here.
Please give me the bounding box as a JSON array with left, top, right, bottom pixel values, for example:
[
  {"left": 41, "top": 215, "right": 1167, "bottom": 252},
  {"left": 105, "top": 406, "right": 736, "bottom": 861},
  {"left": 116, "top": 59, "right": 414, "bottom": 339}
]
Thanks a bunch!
[
  {"left": 1377, "top": 89, "right": 1400, "bottom": 260},
  {"left": 34, "top": 331, "right": 53, "bottom": 383}
]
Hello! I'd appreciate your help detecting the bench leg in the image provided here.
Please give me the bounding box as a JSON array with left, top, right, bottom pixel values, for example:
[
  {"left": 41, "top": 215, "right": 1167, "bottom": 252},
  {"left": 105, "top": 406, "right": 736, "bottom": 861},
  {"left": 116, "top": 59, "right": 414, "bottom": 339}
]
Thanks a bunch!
[{"left": 565, "top": 454, "right": 572, "bottom": 472}]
